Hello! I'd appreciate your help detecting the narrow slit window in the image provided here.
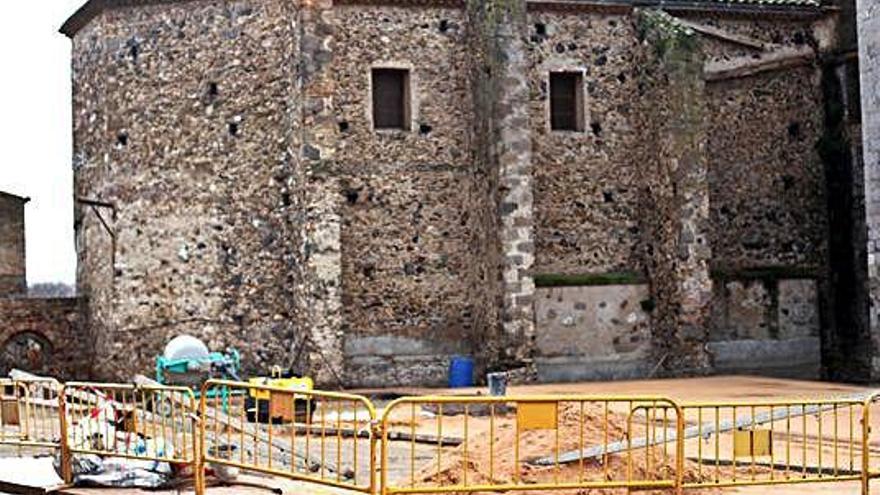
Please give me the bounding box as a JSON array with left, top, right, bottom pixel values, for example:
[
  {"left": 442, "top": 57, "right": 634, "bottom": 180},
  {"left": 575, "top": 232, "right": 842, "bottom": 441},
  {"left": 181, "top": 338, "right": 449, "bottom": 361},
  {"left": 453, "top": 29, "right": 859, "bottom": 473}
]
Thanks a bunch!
[
  {"left": 372, "top": 68, "right": 411, "bottom": 130},
  {"left": 550, "top": 71, "right": 584, "bottom": 132}
]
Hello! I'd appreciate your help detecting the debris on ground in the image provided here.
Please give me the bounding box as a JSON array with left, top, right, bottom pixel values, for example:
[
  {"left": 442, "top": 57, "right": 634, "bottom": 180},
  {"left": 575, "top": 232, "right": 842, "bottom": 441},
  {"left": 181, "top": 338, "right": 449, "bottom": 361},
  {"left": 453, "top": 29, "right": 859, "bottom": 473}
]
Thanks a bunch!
[
  {"left": 414, "top": 402, "right": 720, "bottom": 494},
  {"left": 55, "top": 386, "right": 179, "bottom": 488},
  {"left": 59, "top": 453, "right": 173, "bottom": 488}
]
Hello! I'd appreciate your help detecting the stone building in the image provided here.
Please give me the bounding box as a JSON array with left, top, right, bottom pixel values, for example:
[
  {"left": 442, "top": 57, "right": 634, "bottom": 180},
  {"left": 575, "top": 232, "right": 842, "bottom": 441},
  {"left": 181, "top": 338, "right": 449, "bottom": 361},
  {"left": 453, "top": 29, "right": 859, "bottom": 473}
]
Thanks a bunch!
[
  {"left": 0, "top": 192, "right": 29, "bottom": 296},
  {"left": 59, "top": 0, "right": 872, "bottom": 387},
  {"left": 0, "top": 192, "right": 83, "bottom": 377},
  {"left": 859, "top": 0, "right": 880, "bottom": 381}
]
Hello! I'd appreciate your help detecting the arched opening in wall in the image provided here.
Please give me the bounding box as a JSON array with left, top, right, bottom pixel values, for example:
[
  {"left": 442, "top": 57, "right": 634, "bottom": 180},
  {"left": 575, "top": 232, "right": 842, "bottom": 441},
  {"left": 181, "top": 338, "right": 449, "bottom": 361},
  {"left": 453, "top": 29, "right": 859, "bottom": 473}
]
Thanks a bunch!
[{"left": 0, "top": 331, "right": 53, "bottom": 376}]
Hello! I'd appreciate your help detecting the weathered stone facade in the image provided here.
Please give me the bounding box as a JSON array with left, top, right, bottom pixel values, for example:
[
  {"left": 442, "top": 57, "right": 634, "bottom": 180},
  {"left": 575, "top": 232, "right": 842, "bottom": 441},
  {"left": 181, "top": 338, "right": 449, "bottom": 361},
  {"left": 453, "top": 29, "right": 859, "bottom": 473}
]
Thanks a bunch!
[
  {"left": 70, "top": 0, "right": 303, "bottom": 380},
  {"left": 531, "top": 9, "right": 644, "bottom": 276},
  {"left": 0, "top": 297, "right": 84, "bottom": 378},
  {"left": 535, "top": 283, "right": 652, "bottom": 381},
  {"left": 0, "top": 191, "right": 86, "bottom": 378},
  {"left": 708, "top": 277, "right": 821, "bottom": 377},
  {"left": 0, "top": 192, "right": 29, "bottom": 297},
  {"left": 635, "top": 10, "right": 714, "bottom": 375},
  {"left": 60, "top": 0, "right": 863, "bottom": 386},
  {"left": 859, "top": 0, "right": 880, "bottom": 379}
]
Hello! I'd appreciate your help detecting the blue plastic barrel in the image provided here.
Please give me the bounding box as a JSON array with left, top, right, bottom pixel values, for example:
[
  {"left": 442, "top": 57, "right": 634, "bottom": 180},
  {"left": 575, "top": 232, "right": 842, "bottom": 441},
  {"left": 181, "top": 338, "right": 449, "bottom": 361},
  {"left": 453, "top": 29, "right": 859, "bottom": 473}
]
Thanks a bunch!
[{"left": 448, "top": 356, "right": 475, "bottom": 388}]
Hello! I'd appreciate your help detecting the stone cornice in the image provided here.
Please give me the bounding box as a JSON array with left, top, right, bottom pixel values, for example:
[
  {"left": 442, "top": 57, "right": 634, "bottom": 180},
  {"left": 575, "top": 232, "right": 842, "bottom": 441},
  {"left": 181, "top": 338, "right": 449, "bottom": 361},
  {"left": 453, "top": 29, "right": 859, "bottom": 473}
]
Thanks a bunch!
[
  {"left": 333, "top": 0, "right": 465, "bottom": 6},
  {"left": 61, "top": 0, "right": 828, "bottom": 39}
]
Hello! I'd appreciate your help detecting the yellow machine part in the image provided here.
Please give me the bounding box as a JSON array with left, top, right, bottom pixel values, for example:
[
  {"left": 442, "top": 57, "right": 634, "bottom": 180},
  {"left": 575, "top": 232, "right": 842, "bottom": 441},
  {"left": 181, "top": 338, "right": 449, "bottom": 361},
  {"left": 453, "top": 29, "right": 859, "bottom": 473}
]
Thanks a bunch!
[{"left": 248, "top": 375, "right": 313, "bottom": 400}]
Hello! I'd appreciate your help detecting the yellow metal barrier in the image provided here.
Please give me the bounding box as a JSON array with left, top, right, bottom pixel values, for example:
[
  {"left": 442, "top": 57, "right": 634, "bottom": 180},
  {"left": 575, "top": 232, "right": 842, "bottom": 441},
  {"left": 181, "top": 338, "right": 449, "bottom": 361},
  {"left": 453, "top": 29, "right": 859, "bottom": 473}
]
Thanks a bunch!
[
  {"left": 379, "top": 395, "right": 684, "bottom": 495},
  {"left": 10, "top": 378, "right": 880, "bottom": 495},
  {"left": 199, "top": 379, "right": 377, "bottom": 494},
  {"left": 59, "top": 382, "right": 201, "bottom": 487},
  {"left": 0, "top": 379, "right": 30, "bottom": 449},
  {"left": 16, "top": 378, "right": 63, "bottom": 450},
  {"left": 864, "top": 391, "right": 880, "bottom": 494},
  {"left": 633, "top": 398, "right": 871, "bottom": 493},
  {"left": 0, "top": 378, "right": 62, "bottom": 452}
]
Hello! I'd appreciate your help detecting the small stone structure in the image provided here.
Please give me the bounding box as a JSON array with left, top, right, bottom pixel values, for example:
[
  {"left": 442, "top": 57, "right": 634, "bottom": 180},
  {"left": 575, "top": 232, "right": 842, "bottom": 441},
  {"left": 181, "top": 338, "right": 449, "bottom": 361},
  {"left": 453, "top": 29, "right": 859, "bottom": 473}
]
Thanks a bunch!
[
  {"left": 56, "top": 0, "right": 872, "bottom": 386},
  {"left": 0, "top": 192, "right": 29, "bottom": 296},
  {"left": 0, "top": 298, "right": 84, "bottom": 377},
  {"left": 0, "top": 192, "right": 83, "bottom": 378}
]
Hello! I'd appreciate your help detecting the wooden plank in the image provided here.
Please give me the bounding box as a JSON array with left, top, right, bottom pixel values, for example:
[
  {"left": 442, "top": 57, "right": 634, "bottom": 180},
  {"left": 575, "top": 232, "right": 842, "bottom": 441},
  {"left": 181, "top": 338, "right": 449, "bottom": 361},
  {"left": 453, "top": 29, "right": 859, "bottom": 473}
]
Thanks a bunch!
[
  {"left": 675, "top": 17, "right": 766, "bottom": 50},
  {"left": 0, "top": 478, "right": 59, "bottom": 495},
  {"left": 288, "top": 423, "right": 463, "bottom": 446},
  {"left": 704, "top": 46, "right": 815, "bottom": 82},
  {"left": 132, "top": 375, "right": 342, "bottom": 475}
]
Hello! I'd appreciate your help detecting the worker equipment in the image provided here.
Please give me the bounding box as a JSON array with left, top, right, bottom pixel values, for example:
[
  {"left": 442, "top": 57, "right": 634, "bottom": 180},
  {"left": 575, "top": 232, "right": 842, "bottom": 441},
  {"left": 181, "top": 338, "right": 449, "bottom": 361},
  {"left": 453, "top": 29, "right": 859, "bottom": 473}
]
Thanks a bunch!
[
  {"left": 155, "top": 336, "right": 240, "bottom": 398},
  {"left": 245, "top": 366, "right": 314, "bottom": 423}
]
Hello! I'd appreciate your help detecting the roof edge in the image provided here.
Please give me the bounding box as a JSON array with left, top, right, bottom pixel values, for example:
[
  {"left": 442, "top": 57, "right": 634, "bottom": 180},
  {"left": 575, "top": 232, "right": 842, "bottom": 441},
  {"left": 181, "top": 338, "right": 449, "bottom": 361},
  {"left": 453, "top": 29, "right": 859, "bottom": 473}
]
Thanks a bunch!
[
  {"left": 531, "top": 0, "right": 827, "bottom": 15},
  {"left": 61, "top": 0, "right": 829, "bottom": 38},
  {"left": 61, "top": 0, "right": 200, "bottom": 38},
  {"left": 0, "top": 191, "right": 31, "bottom": 204}
]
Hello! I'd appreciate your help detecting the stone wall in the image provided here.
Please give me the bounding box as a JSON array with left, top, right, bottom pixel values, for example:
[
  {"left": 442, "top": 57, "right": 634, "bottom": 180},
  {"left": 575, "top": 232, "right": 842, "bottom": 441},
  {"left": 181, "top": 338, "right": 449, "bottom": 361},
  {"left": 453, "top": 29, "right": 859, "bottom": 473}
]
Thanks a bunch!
[
  {"left": 535, "top": 283, "right": 652, "bottom": 381},
  {"left": 529, "top": 9, "right": 644, "bottom": 276},
  {"left": 0, "top": 193, "right": 27, "bottom": 297},
  {"left": 708, "top": 276, "right": 821, "bottom": 377},
  {"left": 296, "top": 0, "right": 345, "bottom": 386},
  {"left": 63, "top": 0, "right": 847, "bottom": 386},
  {"left": 635, "top": 10, "right": 713, "bottom": 375},
  {"left": 332, "top": 4, "right": 489, "bottom": 386},
  {"left": 706, "top": 66, "right": 826, "bottom": 272},
  {"left": 692, "top": 14, "right": 832, "bottom": 379},
  {"left": 338, "top": 169, "right": 483, "bottom": 385},
  {"left": 72, "top": 0, "right": 303, "bottom": 380},
  {"left": 493, "top": 0, "right": 537, "bottom": 375},
  {"left": 463, "top": 0, "right": 504, "bottom": 375},
  {"left": 858, "top": 0, "right": 880, "bottom": 378},
  {"left": 0, "top": 297, "right": 85, "bottom": 378}
]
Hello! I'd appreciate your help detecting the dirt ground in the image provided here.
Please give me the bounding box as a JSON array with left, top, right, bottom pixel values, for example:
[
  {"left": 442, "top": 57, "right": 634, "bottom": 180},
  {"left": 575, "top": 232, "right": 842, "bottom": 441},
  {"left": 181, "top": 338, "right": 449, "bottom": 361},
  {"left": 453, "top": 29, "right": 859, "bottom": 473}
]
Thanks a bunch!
[
  {"left": 354, "top": 374, "right": 868, "bottom": 400},
  {"left": 2, "top": 375, "right": 877, "bottom": 495},
  {"left": 372, "top": 375, "right": 879, "bottom": 495}
]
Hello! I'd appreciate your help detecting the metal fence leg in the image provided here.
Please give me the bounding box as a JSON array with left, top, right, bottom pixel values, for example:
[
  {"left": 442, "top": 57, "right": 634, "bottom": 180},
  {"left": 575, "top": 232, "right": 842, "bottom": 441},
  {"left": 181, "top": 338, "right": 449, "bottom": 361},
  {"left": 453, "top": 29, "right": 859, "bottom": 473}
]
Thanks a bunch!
[
  {"left": 676, "top": 404, "right": 685, "bottom": 495},
  {"left": 376, "top": 420, "right": 384, "bottom": 495},
  {"left": 863, "top": 399, "right": 872, "bottom": 495},
  {"left": 58, "top": 387, "right": 72, "bottom": 484},
  {"left": 196, "top": 398, "right": 206, "bottom": 495}
]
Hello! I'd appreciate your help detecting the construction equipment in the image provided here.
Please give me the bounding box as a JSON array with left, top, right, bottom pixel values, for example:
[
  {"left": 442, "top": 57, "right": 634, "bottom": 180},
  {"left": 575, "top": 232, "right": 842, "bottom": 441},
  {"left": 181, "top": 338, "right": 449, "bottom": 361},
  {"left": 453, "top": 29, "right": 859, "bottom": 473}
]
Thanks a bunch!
[
  {"left": 245, "top": 366, "right": 315, "bottom": 424},
  {"left": 155, "top": 335, "right": 241, "bottom": 399}
]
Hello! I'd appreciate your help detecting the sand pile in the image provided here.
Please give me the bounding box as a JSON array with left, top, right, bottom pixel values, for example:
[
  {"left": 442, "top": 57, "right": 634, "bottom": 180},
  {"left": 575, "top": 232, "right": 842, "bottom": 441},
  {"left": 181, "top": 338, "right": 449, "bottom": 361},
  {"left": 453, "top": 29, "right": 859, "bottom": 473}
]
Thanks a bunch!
[{"left": 414, "top": 402, "right": 719, "bottom": 494}]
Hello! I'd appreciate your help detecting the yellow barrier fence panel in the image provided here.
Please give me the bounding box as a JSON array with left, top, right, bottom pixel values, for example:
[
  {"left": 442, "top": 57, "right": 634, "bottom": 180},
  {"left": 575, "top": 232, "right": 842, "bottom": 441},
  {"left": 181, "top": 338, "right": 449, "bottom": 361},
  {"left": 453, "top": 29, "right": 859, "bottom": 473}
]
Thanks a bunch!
[
  {"left": 199, "top": 379, "right": 377, "bottom": 494},
  {"left": 671, "top": 398, "right": 869, "bottom": 492},
  {"left": 59, "top": 382, "right": 201, "bottom": 487},
  {"left": 17, "top": 378, "right": 63, "bottom": 450},
  {"left": 864, "top": 391, "right": 880, "bottom": 495},
  {"left": 379, "top": 395, "right": 684, "bottom": 495},
  {"left": 0, "top": 378, "right": 62, "bottom": 454},
  {"left": 0, "top": 379, "right": 28, "bottom": 454}
]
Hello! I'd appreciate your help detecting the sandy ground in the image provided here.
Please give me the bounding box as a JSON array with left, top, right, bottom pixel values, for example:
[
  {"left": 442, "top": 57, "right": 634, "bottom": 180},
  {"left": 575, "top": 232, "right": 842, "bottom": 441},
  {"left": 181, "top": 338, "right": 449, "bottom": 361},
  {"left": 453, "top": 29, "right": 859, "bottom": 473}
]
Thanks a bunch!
[
  {"left": 353, "top": 374, "right": 870, "bottom": 400},
  {"left": 1, "top": 375, "right": 877, "bottom": 495}
]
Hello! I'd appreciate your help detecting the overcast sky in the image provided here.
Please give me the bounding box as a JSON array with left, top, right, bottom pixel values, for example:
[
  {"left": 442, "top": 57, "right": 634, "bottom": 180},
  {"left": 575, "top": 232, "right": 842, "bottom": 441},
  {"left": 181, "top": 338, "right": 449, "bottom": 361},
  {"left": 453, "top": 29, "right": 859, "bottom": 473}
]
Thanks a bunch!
[{"left": 0, "top": 2, "right": 85, "bottom": 285}]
